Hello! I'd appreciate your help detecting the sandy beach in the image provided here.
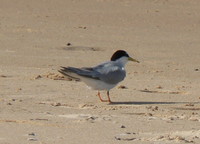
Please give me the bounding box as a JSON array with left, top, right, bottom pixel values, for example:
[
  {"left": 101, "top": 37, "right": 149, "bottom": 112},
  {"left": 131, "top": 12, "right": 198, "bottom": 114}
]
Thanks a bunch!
[{"left": 0, "top": 0, "right": 200, "bottom": 143}]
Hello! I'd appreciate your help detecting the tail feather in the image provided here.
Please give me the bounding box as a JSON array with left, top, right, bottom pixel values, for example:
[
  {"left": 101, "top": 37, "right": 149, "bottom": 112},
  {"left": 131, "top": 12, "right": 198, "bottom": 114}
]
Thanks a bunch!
[
  {"left": 58, "top": 67, "right": 81, "bottom": 81},
  {"left": 58, "top": 69, "right": 80, "bottom": 81}
]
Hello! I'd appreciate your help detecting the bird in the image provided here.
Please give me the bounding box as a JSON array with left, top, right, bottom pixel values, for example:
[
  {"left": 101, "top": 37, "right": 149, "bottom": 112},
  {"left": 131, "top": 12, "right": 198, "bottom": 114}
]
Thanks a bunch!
[{"left": 58, "top": 50, "right": 139, "bottom": 103}]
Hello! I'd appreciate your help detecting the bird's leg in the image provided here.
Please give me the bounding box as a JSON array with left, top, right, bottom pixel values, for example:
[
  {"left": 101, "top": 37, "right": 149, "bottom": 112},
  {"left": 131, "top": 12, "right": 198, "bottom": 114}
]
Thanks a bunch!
[
  {"left": 97, "top": 91, "right": 106, "bottom": 102},
  {"left": 107, "top": 91, "right": 112, "bottom": 103},
  {"left": 97, "top": 91, "right": 112, "bottom": 103}
]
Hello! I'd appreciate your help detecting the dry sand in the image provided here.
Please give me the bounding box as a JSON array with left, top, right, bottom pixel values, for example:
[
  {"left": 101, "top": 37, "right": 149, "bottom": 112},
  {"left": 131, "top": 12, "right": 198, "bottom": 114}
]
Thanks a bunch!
[{"left": 0, "top": 0, "right": 200, "bottom": 143}]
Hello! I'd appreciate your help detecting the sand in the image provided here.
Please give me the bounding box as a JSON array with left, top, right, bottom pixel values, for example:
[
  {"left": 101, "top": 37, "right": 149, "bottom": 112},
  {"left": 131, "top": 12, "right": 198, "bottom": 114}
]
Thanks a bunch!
[{"left": 0, "top": 0, "right": 200, "bottom": 143}]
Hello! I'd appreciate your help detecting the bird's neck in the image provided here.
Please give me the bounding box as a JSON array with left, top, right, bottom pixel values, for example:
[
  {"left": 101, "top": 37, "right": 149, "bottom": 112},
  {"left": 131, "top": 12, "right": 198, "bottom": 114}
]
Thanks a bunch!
[{"left": 115, "top": 57, "right": 128, "bottom": 67}]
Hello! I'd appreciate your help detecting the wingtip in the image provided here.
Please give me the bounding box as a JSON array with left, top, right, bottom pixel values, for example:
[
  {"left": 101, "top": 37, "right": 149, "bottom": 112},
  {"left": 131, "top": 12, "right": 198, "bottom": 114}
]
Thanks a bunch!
[
  {"left": 58, "top": 69, "right": 65, "bottom": 75},
  {"left": 60, "top": 66, "right": 66, "bottom": 69}
]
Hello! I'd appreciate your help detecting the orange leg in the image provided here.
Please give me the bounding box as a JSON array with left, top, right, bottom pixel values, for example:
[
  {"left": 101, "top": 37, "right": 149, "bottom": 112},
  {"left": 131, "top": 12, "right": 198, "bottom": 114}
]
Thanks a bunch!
[
  {"left": 106, "top": 91, "right": 112, "bottom": 103},
  {"left": 97, "top": 91, "right": 112, "bottom": 103}
]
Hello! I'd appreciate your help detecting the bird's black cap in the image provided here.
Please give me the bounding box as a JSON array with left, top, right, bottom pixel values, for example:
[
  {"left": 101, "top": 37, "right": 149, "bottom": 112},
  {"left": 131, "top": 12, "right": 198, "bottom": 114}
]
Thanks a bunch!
[{"left": 110, "top": 50, "right": 129, "bottom": 61}]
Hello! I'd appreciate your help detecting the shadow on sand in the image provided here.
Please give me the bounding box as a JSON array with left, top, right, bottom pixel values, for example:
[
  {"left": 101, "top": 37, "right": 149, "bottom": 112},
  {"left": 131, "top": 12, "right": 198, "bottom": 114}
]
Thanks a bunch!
[{"left": 108, "top": 101, "right": 200, "bottom": 105}]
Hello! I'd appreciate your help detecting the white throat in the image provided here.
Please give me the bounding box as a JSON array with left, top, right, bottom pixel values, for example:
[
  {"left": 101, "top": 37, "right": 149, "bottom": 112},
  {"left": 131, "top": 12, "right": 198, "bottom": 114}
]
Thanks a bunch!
[{"left": 115, "top": 57, "right": 129, "bottom": 67}]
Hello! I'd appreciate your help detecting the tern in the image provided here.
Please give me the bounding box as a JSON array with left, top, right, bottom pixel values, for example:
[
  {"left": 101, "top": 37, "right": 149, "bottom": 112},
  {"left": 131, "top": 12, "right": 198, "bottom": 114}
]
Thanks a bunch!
[{"left": 59, "top": 50, "right": 139, "bottom": 103}]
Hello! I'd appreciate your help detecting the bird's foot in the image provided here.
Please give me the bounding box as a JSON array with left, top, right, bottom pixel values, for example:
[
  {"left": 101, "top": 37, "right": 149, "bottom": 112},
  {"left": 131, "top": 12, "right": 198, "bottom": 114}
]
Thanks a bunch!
[{"left": 97, "top": 91, "right": 112, "bottom": 103}]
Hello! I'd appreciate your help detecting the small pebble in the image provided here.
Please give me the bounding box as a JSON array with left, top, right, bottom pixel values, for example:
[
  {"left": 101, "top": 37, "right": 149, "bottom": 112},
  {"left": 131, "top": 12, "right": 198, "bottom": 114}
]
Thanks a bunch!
[
  {"left": 147, "top": 113, "right": 153, "bottom": 116},
  {"left": 118, "top": 85, "right": 128, "bottom": 89},
  {"left": 156, "top": 85, "right": 163, "bottom": 89},
  {"left": 28, "top": 138, "right": 37, "bottom": 141},
  {"left": 115, "top": 137, "right": 121, "bottom": 140},
  {"left": 67, "top": 43, "right": 71, "bottom": 46},
  {"left": 18, "top": 88, "right": 22, "bottom": 91},
  {"left": 34, "top": 75, "right": 42, "bottom": 79},
  {"left": 120, "top": 125, "right": 126, "bottom": 128},
  {"left": 78, "top": 26, "right": 87, "bottom": 29},
  {"left": 28, "top": 132, "right": 36, "bottom": 136},
  {"left": 51, "top": 102, "right": 61, "bottom": 106},
  {"left": 0, "top": 75, "right": 7, "bottom": 78},
  {"left": 154, "top": 106, "right": 159, "bottom": 110}
]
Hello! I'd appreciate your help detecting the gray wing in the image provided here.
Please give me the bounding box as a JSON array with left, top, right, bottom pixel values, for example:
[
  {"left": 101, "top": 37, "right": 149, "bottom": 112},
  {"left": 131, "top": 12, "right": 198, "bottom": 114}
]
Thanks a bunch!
[
  {"left": 59, "top": 61, "right": 126, "bottom": 84},
  {"left": 84, "top": 61, "right": 126, "bottom": 84}
]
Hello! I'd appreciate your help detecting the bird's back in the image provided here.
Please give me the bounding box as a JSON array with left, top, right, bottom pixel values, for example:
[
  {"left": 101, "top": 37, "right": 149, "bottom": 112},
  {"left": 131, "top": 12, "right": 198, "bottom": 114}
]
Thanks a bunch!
[{"left": 91, "top": 61, "right": 126, "bottom": 84}]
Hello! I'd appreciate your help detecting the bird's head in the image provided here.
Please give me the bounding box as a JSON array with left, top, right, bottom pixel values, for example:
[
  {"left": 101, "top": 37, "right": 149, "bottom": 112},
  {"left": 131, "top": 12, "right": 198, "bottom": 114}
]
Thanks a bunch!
[{"left": 111, "top": 50, "right": 139, "bottom": 65}]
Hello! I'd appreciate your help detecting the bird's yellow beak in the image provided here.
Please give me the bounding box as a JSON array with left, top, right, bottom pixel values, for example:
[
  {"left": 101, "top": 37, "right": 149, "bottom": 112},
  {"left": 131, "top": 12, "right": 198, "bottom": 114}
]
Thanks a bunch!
[{"left": 128, "top": 57, "right": 140, "bottom": 63}]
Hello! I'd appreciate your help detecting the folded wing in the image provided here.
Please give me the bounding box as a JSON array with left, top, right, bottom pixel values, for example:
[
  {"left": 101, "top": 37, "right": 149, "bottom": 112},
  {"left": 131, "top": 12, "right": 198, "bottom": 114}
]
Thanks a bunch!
[
  {"left": 58, "top": 66, "right": 100, "bottom": 81},
  {"left": 59, "top": 61, "right": 126, "bottom": 85}
]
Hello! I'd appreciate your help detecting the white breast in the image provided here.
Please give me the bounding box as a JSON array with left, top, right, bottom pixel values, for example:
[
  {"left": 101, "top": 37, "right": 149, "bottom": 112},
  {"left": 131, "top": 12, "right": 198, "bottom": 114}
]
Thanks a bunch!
[{"left": 81, "top": 77, "right": 117, "bottom": 90}]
